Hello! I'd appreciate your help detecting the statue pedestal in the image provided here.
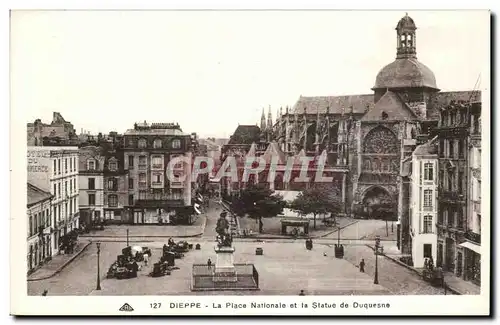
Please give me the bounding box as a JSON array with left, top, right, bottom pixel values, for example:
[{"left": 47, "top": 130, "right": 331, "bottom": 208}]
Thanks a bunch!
[{"left": 213, "top": 246, "right": 238, "bottom": 283}]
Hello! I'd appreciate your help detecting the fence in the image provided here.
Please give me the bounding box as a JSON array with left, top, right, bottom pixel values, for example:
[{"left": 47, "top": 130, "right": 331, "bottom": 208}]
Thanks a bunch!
[{"left": 191, "top": 263, "right": 259, "bottom": 290}]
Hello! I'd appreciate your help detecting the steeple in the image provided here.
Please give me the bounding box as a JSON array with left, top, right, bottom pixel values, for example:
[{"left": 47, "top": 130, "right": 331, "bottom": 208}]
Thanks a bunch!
[
  {"left": 396, "top": 13, "right": 417, "bottom": 59},
  {"left": 267, "top": 105, "right": 273, "bottom": 131},
  {"left": 260, "top": 107, "right": 266, "bottom": 130}
]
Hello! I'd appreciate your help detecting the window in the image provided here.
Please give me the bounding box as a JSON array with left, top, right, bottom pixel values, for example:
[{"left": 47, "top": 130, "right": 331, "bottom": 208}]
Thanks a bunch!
[
  {"left": 53, "top": 184, "right": 57, "bottom": 196},
  {"left": 108, "top": 195, "right": 118, "bottom": 207},
  {"left": 458, "top": 140, "right": 464, "bottom": 158},
  {"left": 73, "top": 157, "right": 76, "bottom": 171},
  {"left": 458, "top": 171, "right": 464, "bottom": 194},
  {"left": 154, "top": 191, "right": 162, "bottom": 200},
  {"left": 58, "top": 183, "right": 61, "bottom": 197},
  {"left": 53, "top": 160, "right": 57, "bottom": 175},
  {"left": 139, "top": 190, "right": 147, "bottom": 200},
  {"left": 478, "top": 180, "right": 481, "bottom": 199},
  {"left": 64, "top": 158, "right": 68, "bottom": 173},
  {"left": 88, "top": 194, "right": 96, "bottom": 206},
  {"left": 128, "top": 194, "right": 134, "bottom": 206},
  {"left": 152, "top": 156, "right": 163, "bottom": 168},
  {"left": 69, "top": 158, "right": 72, "bottom": 173},
  {"left": 88, "top": 159, "right": 96, "bottom": 170},
  {"left": 447, "top": 170, "right": 453, "bottom": 191},
  {"left": 128, "top": 155, "right": 134, "bottom": 168},
  {"left": 88, "top": 178, "right": 95, "bottom": 190},
  {"left": 423, "top": 163, "right": 433, "bottom": 181},
  {"left": 153, "top": 139, "right": 162, "bottom": 149},
  {"left": 154, "top": 173, "right": 162, "bottom": 183},
  {"left": 108, "top": 160, "right": 118, "bottom": 171},
  {"left": 58, "top": 159, "right": 61, "bottom": 174},
  {"left": 449, "top": 140, "right": 454, "bottom": 158},
  {"left": 447, "top": 208, "right": 454, "bottom": 227},
  {"left": 139, "top": 173, "right": 147, "bottom": 188},
  {"left": 128, "top": 178, "right": 134, "bottom": 189},
  {"left": 171, "top": 139, "right": 181, "bottom": 149},
  {"left": 139, "top": 156, "right": 147, "bottom": 169},
  {"left": 29, "top": 215, "right": 33, "bottom": 236},
  {"left": 138, "top": 138, "right": 147, "bottom": 149},
  {"left": 65, "top": 181, "right": 68, "bottom": 196},
  {"left": 423, "top": 189, "right": 433, "bottom": 208},
  {"left": 108, "top": 178, "right": 117, "bottom": 191}
]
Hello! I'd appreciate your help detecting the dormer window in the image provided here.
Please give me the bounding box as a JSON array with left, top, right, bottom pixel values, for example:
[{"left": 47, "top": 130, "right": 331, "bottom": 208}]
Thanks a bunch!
[
  {"left": 138, "top": 138, "right": 147, "bottom": 149},
  {"left": 153, "top": 139, "right": 162, "bottom": 149},
  {"left": 108, "top": 159, "right": 118, "bottom": 171},
  {"left": 87, "top": 159, "right": 96, "bottom": 171},
  {"left": 172, "top": 139, "right": 181, "bottom": 149}
]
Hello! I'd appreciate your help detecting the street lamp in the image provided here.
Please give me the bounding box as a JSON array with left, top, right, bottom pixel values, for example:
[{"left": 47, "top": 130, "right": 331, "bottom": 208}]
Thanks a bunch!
[
  {"left": 126, "top": 228, "right": 129, "bottom": 247},
  {"left": 374, "top": 235, "right": 380, "bottom": 284},
  {"left": 96, "top": 242, "right": 101, "bottom": 291}
]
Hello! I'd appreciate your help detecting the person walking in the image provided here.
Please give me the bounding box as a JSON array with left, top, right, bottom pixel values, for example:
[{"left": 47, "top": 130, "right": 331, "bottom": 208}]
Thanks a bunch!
[
  {"left": 299, "top": 290, "right": 306, "bottom": 296},
  {"left": 359, "top": 258, "right": 365, "bottom": 273},
  {"left": 207, "top": 258, "right": 212, "bottom": 270},
  {"left": 143, "top": 252, "right": 149, "bottom": 266}
]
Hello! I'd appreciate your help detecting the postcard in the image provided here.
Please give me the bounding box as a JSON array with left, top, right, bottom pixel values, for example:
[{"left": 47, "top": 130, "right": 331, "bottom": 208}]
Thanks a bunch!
[{"left": 10, "top": 9, "right": 490, "bottom": 316}]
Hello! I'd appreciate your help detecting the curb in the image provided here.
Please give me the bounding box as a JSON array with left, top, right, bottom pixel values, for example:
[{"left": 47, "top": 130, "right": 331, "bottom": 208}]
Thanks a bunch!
[
  {"left": 364, "top": 244, "right": 461, "bottom": 295},
  {"left": 80, "top": 216, "right": 208, "bottom": 240},
  {"left": 28, "top": 241, "right": 92, "bottom": 282}
]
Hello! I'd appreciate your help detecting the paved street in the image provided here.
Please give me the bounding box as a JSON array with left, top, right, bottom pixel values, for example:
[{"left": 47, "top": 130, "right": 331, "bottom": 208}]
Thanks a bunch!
[{"left": 28, "top": 219, "right": 447, "bottom": 296}]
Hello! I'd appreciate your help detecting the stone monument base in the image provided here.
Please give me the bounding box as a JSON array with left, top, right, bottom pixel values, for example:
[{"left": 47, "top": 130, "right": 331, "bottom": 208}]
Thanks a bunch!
[{"left": 213, "top": 246, "right": 238, "bottom": 282}]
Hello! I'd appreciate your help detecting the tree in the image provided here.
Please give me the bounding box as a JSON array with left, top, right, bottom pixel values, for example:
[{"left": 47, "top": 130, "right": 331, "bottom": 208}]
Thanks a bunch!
[
  {"left": 231, "top": 184, "right": 286, "bottom": 233},
  {"left": 289, "top": 186, "right": 343, "bottom": 230}
]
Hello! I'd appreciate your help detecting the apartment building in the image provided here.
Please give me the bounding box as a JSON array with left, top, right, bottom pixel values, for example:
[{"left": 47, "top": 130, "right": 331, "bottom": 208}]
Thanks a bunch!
[
  {"left": 123, "top": 122, "right": 197, "bottom": 225},
  {"left": 78, "top": 146, "right": 105, "bottom": 225},
  {"left": 27, "top": 146, "right": 79, "bottom": 255}
]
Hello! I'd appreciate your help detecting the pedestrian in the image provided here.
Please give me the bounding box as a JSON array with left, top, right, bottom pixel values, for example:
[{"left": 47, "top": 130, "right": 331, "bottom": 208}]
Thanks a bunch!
[
  {"left": 207, "top": 258, "right": 212, "bottom": 270},
  {"left": 41, "top": 290, "right": 48, "bottom": 296},
  {"left": 299, "top": 290, "right": 306, "bottom": 296},
  {"left": 143, "top": 253, "right": 149, "bottom": 266},
  {"left": 424, "top": 257, "right": 429, "bottom": 269},
  {"left": 359, "top": 258, "right": 365, "bottom": 273}
]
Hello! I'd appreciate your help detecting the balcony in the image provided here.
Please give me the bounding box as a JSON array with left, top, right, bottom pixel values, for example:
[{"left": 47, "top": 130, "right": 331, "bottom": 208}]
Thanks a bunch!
[
  {"left": 465, "top": 231, "right": 481, "bottom": 245},
  {"left": 151, "top": 181, "right": 164, "bottom": 188},
  {"left": 135, "top": 199, "right": 185, "bottom": 208},
  {"left": 151, "top": 164, "right": 164, "bottom": 170},
  {"left": 170, "top": 180, "right": 185, "bottom": 188}
]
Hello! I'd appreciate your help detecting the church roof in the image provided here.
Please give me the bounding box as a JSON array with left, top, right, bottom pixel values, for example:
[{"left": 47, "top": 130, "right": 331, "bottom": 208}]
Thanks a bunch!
[
  {"left": 291, "top": 94, "right": 373, "bottom": 115},
  {"left": 228, "top": 125, "right": 261, "bottom": 145},
  {"left": 374, "top": 58, "right": 438, "bottom": 90}
]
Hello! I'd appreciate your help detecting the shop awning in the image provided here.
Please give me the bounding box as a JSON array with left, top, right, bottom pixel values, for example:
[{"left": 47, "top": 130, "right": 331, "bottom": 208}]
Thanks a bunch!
[{"left": 458, "top": 241, "right": 481, "bottom": 255}]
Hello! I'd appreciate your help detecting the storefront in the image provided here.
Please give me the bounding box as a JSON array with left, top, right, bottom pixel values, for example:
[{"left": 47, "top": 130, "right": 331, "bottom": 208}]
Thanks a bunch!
[{"left": 460, "top": 241, "right": 481, "bottom": 285}]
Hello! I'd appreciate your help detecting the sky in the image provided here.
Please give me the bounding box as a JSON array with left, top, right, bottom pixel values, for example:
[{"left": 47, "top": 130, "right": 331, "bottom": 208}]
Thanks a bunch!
[{"left": 11, "top": 10, "right": 489, "bottom": 138}]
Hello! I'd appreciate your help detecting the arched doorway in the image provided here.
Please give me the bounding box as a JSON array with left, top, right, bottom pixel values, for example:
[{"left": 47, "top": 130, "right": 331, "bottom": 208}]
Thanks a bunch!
[{"left": 361, "top": 186, "right": 395, "bottom": 219}]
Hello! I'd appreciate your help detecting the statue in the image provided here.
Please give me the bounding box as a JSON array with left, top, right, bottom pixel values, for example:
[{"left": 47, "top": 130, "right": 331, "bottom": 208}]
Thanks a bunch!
[{"left": 215, "top": 211, "right": 233, "bottom": 247}]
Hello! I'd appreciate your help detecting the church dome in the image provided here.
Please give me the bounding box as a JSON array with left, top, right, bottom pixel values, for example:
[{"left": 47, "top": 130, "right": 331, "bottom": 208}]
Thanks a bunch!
[
  {"left": 396, "top": 13, "right": 416, "bottom": 31},
  {"left": 373, "top": 58, "right": 438, "bottom": 90}
]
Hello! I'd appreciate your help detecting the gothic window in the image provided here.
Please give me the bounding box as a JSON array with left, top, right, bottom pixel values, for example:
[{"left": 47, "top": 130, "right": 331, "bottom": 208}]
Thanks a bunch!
[
  {"left": 363, "top": 126, "right": 398, "bottom": 154},
  {"left": 364, "top": 159, "right": 371, "bottom": 171}
]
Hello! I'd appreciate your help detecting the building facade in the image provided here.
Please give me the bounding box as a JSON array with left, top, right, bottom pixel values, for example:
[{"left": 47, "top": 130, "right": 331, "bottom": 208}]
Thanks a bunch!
[
  {"left": 436, "top": 99, "right": 481, "bottom": 285},
  {"left": 78, "top": 146, "right": 105, "bottom": 225},
  {"left": 465, "top": 101, "right": 481, "bottom": 285},
  {"left": 102, "top": 146, "right": 130, "bottom": 223},
  {"left": 27, "top": 183, "right": 53, "bottom": 274},
  {"left": 27, "top": 146, "right": 80, "bottom": 255},
  {"left": 123, "top": 122, "right": 197, "bottom": 225},
  {"left": 407, "top": 137, "right": 439, "bottom": 268}
]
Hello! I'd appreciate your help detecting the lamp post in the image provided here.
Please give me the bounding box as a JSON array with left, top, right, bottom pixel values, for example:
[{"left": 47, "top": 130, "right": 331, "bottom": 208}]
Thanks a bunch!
[
  {"left": 126, "top": 229, "right": 129, "bottom": 247},
  {"left": 374, "top": 235, "right": 380, "bottom": 284},
  {"left": 96, "top": 242, "right": 101, "bottom": 291}
]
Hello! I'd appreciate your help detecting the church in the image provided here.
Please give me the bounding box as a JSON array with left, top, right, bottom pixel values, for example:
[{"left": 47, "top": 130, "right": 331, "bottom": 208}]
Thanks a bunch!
[{"left": 222, "top": 14, "right": 480, "bottom": 233}]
